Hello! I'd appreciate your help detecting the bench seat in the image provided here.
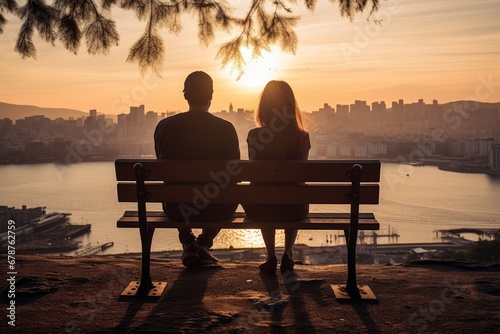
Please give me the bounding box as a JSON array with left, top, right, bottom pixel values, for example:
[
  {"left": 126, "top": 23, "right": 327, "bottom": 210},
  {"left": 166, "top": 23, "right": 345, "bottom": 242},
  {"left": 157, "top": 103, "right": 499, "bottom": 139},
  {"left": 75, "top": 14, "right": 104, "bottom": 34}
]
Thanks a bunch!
[{"left": 117, "top": 211, "right": 380, "bottom": 230}]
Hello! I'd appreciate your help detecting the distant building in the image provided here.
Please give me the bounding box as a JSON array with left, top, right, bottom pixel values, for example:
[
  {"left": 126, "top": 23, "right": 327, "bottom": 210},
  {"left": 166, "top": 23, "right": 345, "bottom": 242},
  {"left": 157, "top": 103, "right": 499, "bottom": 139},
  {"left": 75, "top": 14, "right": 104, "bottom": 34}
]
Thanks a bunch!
[
  {"left": 0, "top": 205, "right": 46, "bottom": 232},
  {"left": 491, "top": 144, "right": 500, "bottom": 171},
  {"left": 25, "top": 141, "right": 45, "bottom": 160}
]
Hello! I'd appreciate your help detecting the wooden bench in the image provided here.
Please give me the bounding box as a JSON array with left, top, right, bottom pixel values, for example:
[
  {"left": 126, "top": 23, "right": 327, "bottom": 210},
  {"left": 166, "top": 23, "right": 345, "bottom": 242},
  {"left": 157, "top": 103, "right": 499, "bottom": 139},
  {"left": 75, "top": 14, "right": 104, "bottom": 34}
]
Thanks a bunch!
[{"left": 115, "top": 159, "right": 381, "bottom": 300}]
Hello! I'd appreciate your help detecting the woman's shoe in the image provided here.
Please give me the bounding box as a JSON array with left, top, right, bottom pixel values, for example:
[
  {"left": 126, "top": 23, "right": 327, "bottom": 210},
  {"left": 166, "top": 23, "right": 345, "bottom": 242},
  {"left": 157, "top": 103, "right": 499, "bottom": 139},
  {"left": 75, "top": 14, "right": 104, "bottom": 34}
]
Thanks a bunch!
[
  {"left": 259, "top": 256, "right": 277, "bottom": 275},
  {"left": 280, "top": 253, "right": 295, "bottom": 273}
]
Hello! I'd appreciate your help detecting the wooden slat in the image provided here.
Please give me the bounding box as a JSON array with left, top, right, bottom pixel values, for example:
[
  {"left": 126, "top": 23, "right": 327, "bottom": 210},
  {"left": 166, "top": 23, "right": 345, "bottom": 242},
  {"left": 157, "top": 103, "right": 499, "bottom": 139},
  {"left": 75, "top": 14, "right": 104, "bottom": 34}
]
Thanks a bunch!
[
  {"left": 117, "top": 183, "right": 380, "bottom": 204},
  {"left": 117, "top": 211, "right": 380, "bottom": 230},
  {"left": 122, "top": 211, "right": 376, "bottom": 219},
  {"left": 115, "top": 159, "right": 381, "bottom": 183}
]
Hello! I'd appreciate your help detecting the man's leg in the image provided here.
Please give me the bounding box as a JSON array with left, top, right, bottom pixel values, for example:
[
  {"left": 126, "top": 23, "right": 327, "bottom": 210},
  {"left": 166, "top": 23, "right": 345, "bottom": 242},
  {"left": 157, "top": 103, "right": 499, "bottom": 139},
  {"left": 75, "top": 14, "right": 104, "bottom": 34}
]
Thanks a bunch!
[
  {"left": 197, "top": 228, "right": 221, "bottom": 264},
  {"left": 196, "top": 228, "right": 220, "bottom": 249},
  {"left": 178, "top": 228, "right": 196, "bottom": 246},
  {"left": 164, "top": 203, "right": 199, "bottom": 267},
  {"left": 178, "top": 228, "right": 199, "bottom": 267}
]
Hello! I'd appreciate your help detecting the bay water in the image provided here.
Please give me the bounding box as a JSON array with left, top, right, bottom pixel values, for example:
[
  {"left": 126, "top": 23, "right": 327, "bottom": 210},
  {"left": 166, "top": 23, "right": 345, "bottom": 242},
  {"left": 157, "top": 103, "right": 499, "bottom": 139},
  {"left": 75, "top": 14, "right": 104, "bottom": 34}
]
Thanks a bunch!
[{"left": 1, "top": 162, "right": 498, "bottom": 254}]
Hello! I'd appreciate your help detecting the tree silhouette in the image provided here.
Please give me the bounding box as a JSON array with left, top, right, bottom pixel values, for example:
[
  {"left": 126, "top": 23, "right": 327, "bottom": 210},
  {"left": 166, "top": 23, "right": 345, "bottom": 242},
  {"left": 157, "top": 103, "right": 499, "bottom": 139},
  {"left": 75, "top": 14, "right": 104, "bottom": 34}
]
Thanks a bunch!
[{"left": 0, "top": 0, "right": 379, "bottom": 76}]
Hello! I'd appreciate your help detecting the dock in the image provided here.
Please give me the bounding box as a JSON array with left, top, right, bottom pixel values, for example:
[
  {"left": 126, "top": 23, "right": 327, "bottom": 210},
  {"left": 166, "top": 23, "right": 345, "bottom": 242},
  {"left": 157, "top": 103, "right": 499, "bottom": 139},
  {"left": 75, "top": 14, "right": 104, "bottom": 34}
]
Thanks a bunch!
[
  {"left": 75, "top": 241, "right": 114, "bottom": 256},
  {"left": 434, "top": 228, "right": 500, "bottom": 240}
]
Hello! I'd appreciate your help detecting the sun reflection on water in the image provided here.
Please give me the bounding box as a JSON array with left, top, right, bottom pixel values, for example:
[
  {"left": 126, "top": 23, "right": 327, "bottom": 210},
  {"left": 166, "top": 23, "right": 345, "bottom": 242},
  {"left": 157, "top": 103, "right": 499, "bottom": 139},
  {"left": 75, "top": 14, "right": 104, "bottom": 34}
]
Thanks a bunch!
[{"left": 214, "top": 229, "right": 265, "bottom": 249}]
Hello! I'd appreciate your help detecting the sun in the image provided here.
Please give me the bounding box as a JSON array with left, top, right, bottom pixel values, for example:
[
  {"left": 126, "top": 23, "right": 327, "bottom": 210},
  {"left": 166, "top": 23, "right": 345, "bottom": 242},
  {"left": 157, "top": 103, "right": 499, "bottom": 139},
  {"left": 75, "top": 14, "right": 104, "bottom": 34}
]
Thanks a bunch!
[{"left": 231, "top": 47, "right": 282, "bottom": 89}]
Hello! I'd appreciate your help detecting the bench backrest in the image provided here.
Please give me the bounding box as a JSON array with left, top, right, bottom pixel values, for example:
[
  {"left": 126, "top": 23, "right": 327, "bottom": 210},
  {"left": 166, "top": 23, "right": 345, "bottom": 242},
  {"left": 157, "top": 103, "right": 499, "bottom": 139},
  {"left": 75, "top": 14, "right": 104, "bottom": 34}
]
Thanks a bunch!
[{"left": 115, "top": 159, "right": 380, "bottom": 205}]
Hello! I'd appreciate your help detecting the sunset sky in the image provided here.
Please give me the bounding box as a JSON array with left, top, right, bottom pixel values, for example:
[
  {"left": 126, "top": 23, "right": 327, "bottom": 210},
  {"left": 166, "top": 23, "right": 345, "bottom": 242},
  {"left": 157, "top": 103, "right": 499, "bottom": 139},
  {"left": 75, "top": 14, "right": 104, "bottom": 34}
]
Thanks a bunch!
[{"left": 1, "top": 0, "right": 499, "bottom": 116}]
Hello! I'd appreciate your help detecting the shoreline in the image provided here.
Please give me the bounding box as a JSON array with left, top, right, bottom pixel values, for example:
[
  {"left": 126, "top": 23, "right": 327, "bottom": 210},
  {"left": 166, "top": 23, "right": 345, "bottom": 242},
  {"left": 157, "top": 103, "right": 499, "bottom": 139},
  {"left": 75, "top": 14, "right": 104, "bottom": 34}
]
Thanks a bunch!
[
  {"left": 45, "top": 240, "right": 476, "bottom": 266},
  {"left": 2, "top": 158, "right": 499, "bottom": 178}
]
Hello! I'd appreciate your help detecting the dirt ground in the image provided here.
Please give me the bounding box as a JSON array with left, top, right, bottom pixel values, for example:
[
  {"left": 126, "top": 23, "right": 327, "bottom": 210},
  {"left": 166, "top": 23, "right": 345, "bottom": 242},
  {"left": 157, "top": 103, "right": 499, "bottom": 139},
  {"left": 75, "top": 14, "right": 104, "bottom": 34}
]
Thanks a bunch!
[{"left": 1, "top": 254, "right": 499, "bottom": 333}]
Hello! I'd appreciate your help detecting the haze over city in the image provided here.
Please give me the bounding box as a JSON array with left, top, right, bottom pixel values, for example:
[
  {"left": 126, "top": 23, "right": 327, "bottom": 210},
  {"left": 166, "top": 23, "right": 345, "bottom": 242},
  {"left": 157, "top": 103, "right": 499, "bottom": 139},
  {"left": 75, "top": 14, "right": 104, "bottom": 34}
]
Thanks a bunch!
[{"left": 1, "top": 0, "right": 499, "bottom": 114}]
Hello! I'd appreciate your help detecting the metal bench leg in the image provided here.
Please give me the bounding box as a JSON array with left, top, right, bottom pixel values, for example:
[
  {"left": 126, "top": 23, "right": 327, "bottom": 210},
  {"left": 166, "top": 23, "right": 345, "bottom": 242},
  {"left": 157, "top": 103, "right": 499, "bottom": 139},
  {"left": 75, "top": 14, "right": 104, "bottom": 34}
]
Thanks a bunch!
[
  {"left": 331, "top": 164, "right": 377, "bottom": 301},
  {"left": 120, "top": 163, "right": 167, "bottom": 301},
  {"left": 138, "top": 226, "right": 155, "bottom": 294}
]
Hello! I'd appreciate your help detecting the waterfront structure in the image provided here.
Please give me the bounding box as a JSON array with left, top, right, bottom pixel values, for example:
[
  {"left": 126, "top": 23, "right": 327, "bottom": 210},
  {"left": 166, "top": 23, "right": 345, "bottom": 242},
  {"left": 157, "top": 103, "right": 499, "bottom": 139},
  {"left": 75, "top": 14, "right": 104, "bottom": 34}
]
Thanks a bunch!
[
  {"left": 0, "top": 207, "right": 92, "bottom": 254},
  {"left": 0, "top": 205, "right": 45, "bottom": 232}
]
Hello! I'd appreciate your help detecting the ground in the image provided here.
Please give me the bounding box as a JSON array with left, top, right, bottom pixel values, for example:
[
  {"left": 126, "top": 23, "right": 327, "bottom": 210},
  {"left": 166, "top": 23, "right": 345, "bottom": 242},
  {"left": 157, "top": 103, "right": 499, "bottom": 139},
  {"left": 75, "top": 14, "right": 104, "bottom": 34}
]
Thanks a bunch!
[{"left": 1, "top": 254, "right": 499, "bottom": 333}]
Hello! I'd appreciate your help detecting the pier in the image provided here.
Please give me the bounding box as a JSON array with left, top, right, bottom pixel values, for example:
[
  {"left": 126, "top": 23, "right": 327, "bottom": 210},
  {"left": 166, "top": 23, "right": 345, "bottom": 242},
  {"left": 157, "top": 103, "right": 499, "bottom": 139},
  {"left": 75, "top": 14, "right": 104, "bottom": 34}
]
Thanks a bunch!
[
  {"left": 434, "top": 228, "right": 500, "bottom": 240},
  {"left": 0, "top": 211, "right": 92, "bottom": 254},
  {"left": 75, "top": 241, "right": 115, "bottom": 256}
]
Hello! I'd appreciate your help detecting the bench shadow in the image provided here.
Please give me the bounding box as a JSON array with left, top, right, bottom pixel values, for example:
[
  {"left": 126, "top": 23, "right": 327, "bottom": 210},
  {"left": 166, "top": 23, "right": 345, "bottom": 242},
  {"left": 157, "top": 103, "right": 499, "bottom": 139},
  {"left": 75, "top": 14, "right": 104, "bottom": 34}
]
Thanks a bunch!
[
  {"left": 281, "top": 270, "right": 320, "bottom": 334},
  {"left": 114, "top": 298, "right": 147, "bottom": 333},
  {"left": 348, "top": 301, "right": 380, "bottom": 334},
  {"left": 258, "top": 271, "right": 288, "bottom": 333},
  {"left": 115, "top": 265, "right": 223, "bottom": 333},
  {"left": 283, "top": 270, "right": 379, "bottom": 333}
]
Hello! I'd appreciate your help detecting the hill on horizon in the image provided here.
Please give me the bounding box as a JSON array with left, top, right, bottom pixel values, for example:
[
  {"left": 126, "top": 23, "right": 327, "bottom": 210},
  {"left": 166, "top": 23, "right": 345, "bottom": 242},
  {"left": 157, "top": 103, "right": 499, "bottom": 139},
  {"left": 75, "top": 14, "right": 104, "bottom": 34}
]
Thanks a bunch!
[
  {"left": 1, "top": 100, "right": 499, "bottom": 122},
  {"left": 441, "top": 100, "right": 500, "bottom": 111},
  {"left": 0, "top": 102, "right": 88, "bottom": 121}
]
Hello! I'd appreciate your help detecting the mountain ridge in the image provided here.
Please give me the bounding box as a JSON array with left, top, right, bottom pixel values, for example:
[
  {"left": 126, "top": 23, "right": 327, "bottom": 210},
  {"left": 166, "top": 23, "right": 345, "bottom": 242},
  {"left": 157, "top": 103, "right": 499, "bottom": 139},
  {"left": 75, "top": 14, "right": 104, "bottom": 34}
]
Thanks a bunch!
[
  {"left": 1, "top": 100, "right": 499, "bottom": 122},
  {"left": 0, "top": 102, "right": 88, "bottom": 121}
]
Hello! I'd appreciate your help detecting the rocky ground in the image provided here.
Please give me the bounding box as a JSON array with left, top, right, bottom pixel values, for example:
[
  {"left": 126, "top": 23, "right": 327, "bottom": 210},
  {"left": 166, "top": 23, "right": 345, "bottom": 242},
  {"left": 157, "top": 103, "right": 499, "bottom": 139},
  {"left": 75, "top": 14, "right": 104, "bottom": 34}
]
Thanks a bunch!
[{"left": 1, "top": 254, "right": 499, "bottom": 333}]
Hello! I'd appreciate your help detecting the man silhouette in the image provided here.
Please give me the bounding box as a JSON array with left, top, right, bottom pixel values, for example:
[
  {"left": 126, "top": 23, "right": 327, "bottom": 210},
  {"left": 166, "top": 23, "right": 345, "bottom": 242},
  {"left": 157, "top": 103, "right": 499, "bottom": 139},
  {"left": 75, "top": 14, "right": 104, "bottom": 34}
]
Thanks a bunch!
[{"left": 154, "top": 71, "right": 240, "bottom": 267}]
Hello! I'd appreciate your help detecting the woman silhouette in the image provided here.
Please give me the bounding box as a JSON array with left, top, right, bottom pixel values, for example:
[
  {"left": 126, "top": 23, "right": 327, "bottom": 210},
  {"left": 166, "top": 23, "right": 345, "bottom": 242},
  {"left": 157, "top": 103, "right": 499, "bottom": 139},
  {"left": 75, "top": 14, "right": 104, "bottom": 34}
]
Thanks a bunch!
[{"left": 244, "top": 80, "right": 311, "bottom": 274}]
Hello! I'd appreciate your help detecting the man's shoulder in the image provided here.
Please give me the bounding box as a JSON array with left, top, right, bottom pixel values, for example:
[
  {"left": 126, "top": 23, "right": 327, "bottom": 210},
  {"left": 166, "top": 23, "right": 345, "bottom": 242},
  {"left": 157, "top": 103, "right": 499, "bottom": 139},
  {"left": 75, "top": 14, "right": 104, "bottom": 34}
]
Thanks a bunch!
[
  {"left": 160, "top": 111, "right": 188, "bottom": 122},
  {"left": 204, "top": 113, "right": 238, "bottom": 131},
  {"left": 155, "top": 112, "right": 190, "bottom": 128},
  {"left": 159, "top": 112, "right": 232, "bottom": 124}
]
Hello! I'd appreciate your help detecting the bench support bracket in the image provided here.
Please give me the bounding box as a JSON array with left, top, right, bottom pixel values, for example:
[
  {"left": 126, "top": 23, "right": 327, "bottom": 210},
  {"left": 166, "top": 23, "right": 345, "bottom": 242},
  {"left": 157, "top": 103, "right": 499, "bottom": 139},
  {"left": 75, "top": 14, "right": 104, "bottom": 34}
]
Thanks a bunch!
[
  {"left": 120, "top": 281, "right": 168, "bottom": 300},
  {"left": 330, "top": 284, "right": 377, "bottom": 301}
]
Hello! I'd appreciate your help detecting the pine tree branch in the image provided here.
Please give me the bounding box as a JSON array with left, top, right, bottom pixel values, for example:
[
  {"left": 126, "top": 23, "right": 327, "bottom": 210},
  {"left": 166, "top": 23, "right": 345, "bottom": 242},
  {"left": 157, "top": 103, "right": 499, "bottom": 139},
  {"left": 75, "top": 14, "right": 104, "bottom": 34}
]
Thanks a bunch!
[{"left": 3, "top": 0, "right": 381, "bottom": 75}]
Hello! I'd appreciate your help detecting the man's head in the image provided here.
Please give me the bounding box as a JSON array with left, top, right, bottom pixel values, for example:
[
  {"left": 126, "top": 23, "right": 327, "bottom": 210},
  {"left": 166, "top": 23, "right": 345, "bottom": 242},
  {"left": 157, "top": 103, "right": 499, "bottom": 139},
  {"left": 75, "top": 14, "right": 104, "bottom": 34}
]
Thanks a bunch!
[{"left": 183, "top": 71, "right": 213, "bottom": 106}]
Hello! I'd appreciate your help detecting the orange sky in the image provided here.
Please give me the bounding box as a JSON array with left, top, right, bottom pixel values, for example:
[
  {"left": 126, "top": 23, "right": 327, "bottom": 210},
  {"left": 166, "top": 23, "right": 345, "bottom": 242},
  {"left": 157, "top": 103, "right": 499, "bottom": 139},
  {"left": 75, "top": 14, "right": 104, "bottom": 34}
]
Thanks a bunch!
[{"left": 1, "top": 0, "right": 499, "bottom": 115}]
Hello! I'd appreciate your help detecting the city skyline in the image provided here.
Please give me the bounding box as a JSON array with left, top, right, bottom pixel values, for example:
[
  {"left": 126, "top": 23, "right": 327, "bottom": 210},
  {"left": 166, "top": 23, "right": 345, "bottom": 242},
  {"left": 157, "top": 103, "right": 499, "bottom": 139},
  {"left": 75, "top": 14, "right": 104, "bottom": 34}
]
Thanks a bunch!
[
  {"left": 2, "top": 96, "right": 499, "bottom": 122},
  {"left": 2, "top": 98, "right": 498, "bottom": 164},
  {"left": 1, "top": 0, "right": 499, "bottom": 114}
]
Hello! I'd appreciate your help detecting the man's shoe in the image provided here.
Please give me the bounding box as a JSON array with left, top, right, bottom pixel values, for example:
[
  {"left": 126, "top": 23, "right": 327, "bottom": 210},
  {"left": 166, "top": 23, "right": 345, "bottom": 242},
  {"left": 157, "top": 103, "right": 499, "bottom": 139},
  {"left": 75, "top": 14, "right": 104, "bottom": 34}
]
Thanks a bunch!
[
  {"left": 198, "top": 245, "right": 219, "bottom": 265},
  {"left": 181, "top": 241, "right": 200, "bottom": 267}
]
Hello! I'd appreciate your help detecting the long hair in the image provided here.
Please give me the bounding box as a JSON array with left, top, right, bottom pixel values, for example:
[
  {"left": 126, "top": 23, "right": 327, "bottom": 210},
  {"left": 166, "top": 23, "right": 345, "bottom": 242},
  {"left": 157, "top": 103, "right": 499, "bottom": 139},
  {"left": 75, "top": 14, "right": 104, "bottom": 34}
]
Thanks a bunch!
[{"left": 255, "top": 80, "right": 305, "bottom": 132}]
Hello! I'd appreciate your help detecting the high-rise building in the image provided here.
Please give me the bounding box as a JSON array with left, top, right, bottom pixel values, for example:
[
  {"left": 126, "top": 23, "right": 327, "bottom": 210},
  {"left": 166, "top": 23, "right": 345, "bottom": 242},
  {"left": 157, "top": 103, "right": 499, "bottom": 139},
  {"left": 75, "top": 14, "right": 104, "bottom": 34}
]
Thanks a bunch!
[{"left": 490, "top": 143, "right": 500, "bottom": 171}]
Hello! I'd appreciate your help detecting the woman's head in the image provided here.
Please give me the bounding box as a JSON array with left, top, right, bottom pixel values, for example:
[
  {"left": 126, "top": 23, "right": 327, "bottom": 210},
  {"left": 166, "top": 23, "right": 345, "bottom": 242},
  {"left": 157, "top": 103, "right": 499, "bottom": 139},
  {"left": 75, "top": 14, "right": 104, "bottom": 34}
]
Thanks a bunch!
[{"left": 256, "top": 80, "right": 304, "bottom": 131}]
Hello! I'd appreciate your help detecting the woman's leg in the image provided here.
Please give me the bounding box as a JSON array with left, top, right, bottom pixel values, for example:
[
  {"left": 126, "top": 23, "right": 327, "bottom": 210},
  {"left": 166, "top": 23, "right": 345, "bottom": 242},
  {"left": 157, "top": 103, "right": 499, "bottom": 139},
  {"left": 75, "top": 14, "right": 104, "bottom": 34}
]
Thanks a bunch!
[
  {"left": 261, "top": 228, "right": 276, "bottom": 259},
  {"left": 284, "top": 229, "right": 298, "bottom": 257},
  {"left": 259, "top": 229, "right": 277, "bottom": 274},
  {"left": 281, "top": 229, "right": 298, "bottom": 272}
]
